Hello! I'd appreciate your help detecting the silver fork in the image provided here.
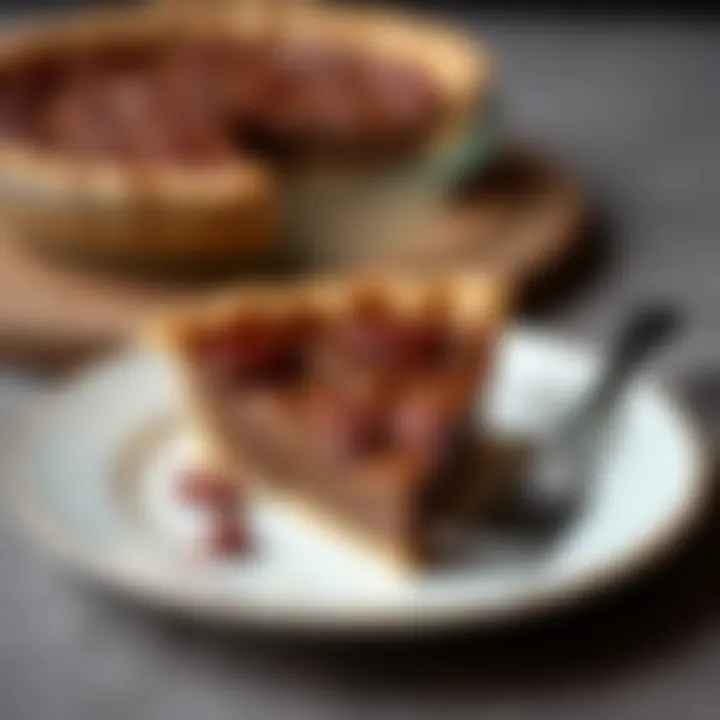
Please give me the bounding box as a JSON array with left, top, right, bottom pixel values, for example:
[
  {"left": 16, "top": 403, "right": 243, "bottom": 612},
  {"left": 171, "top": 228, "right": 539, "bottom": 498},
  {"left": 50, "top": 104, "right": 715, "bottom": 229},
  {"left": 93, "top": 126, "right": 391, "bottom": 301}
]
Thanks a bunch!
[{"left": 508, "top": 305, "right": 683, "bottom": 539}]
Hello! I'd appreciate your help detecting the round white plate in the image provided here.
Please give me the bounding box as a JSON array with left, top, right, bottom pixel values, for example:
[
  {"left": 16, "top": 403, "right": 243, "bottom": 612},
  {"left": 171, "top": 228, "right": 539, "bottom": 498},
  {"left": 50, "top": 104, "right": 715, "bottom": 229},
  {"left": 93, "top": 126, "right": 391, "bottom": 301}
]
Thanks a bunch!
[{"left": 4, "top": 328, "right": 709, "bottom": 634}]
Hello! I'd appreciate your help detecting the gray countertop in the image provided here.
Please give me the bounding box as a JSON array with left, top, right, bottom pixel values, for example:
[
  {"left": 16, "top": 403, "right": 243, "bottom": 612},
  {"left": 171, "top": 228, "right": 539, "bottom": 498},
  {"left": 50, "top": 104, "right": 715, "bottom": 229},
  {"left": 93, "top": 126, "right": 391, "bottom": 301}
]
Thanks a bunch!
[{"left": 1, "top": 16, "right": 719, "bottom": 720}]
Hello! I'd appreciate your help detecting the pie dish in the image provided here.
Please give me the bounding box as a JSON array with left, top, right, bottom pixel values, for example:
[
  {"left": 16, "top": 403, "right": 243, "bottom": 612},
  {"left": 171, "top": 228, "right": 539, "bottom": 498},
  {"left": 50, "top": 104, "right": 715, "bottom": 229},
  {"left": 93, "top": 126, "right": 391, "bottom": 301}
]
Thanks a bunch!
[
  {"left": 0, "top": 6, "right": 495, "bottom": 271},
  {"left": 146, "top": 272, "right": 510, "bottom": 569}
]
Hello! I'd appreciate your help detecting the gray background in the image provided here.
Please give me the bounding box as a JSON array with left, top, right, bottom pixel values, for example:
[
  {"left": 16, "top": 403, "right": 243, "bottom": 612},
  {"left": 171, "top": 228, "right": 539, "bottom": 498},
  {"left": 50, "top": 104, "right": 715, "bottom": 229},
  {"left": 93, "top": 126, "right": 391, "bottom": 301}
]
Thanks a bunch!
[{"left": 1, "top": 11, "right": 719, "bottom": 720}]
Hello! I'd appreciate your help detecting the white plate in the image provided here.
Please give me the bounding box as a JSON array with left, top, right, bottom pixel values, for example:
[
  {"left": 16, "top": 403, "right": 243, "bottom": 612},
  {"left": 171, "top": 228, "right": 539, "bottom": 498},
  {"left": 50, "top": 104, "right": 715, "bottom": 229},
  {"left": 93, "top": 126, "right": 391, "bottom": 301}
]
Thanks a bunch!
[{"left": 4, "top": 328, "right": 709, "bottom": 634}]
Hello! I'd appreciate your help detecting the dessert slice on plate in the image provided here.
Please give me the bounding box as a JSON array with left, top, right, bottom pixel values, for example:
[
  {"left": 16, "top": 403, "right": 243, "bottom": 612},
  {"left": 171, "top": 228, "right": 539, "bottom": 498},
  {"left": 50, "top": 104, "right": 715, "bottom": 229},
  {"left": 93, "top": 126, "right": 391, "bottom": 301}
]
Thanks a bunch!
[{"left": 146, "top": 273, "right": 510, "bottom": 570}]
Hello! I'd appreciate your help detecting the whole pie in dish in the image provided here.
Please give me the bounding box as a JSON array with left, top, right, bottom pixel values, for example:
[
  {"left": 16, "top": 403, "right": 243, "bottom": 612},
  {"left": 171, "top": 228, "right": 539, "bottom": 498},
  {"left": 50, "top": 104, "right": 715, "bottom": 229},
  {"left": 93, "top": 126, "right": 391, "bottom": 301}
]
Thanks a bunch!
[
  {"left": 0, "top": 7, "right": 492, "bottom": 270},
  {"left": 146, "top": 272, "right": 510, "bottom": 569}
]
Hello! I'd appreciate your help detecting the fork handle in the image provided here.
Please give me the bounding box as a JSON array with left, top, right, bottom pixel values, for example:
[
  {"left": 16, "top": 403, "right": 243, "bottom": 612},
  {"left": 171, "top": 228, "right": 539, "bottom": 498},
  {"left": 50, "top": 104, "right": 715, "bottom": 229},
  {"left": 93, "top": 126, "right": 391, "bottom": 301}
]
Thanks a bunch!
[{"left": 574, "top": 305, "right": 683, "bottom": 437}]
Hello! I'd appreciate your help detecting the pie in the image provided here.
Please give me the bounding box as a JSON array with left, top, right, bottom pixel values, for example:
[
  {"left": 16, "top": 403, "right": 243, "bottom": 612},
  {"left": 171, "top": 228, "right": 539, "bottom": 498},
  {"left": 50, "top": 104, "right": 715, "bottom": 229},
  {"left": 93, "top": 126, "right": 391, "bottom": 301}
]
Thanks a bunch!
[
  {"left": 0, "top": 6, "right": 491, "bottom": 269},
  {"left": 146, "top": 272, "right": 510, "bottom": 569}
]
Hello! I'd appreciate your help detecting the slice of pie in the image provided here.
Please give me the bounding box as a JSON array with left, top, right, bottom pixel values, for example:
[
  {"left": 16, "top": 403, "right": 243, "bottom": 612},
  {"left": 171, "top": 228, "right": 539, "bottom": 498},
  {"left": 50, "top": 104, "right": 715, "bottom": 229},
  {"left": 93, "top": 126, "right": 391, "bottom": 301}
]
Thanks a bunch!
[{"left": 146, "top": 273, "right": 509, "bottom": 569}]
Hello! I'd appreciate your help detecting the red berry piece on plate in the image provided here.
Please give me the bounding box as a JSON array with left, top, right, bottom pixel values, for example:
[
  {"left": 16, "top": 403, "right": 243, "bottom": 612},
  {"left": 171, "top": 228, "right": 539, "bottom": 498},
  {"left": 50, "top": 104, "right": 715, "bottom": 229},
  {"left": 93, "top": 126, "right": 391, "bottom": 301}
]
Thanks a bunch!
[
  {"left": 176, "top": 469, "right": 237, "bottom": 508},
  {"left": 206, "top": 515, "right": 250, "bottom": 558}
]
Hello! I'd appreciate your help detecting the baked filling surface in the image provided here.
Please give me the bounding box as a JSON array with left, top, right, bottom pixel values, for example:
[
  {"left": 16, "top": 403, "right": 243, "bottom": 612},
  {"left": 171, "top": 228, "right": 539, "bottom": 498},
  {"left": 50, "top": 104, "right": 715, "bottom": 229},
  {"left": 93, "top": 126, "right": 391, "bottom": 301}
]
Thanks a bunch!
[{"left": 0, "top": 35, "right": 444, "bottom": 166}]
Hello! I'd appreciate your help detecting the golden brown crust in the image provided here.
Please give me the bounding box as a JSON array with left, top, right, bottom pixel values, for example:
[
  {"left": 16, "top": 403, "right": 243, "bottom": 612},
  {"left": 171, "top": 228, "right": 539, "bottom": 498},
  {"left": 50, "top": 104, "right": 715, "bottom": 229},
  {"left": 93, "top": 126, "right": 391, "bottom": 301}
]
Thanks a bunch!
[
  {"left": 143, "top": 271, "right": 512, "bottom": 350},
  {"left": 0, "top": 6, "right": 489, "bottom": 267},
  {"left": 0, "top": 159, "right": 278, "bottom": 264}
]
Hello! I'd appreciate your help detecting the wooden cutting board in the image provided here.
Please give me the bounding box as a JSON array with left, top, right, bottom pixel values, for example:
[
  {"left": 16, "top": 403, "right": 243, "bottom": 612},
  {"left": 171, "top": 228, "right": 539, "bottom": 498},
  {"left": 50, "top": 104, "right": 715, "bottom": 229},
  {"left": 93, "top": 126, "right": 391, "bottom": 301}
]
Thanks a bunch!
[{"left": 0, "top": 147, "right": 586, "bottom": 371}]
